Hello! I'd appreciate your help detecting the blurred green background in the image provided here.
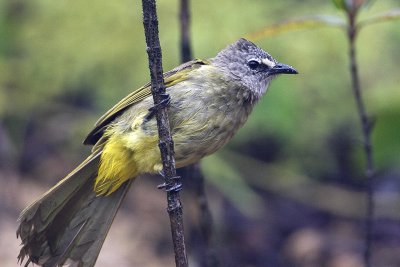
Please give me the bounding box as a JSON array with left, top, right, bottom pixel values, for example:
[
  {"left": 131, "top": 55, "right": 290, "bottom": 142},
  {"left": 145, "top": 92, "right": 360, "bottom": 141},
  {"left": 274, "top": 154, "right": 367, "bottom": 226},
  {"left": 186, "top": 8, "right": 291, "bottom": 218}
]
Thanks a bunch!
[{"left": 1, "top": 0, "right": 400, "bottom": 266}]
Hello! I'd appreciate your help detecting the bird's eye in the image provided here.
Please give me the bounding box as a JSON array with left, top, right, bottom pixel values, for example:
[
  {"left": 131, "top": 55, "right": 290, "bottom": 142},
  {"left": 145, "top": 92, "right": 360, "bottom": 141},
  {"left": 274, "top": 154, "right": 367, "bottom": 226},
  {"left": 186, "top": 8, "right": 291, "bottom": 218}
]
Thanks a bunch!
[{"left": 247, "top": 60, "right": 260, "bottom": 70}]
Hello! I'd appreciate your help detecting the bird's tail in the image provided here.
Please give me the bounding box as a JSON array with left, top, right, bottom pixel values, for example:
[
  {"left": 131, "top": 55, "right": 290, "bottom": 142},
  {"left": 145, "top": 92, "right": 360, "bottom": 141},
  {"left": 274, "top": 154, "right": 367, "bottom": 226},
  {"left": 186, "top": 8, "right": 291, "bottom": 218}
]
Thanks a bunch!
[{"left": 17, "top": 151, "right": 133, "bottom": 267}]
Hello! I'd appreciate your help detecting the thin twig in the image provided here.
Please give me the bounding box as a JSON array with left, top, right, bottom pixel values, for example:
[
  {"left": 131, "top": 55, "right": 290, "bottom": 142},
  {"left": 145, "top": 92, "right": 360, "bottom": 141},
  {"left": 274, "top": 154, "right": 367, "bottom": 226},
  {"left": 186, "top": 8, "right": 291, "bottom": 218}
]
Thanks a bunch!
[
  {"left": 181, "top": 164, "right": 219, "bottom": 267},
  {"left": 347, "top": 11, "right": 375, "bottom": 267},
  {"left": 178, "top": 1, "right": 218, "bottom": 266},
  {"left": 179, "top": 0, "right": 192, "bottom": 62},
  {"left": 141, "top": 1, "right": 188, "bottom": 266}
]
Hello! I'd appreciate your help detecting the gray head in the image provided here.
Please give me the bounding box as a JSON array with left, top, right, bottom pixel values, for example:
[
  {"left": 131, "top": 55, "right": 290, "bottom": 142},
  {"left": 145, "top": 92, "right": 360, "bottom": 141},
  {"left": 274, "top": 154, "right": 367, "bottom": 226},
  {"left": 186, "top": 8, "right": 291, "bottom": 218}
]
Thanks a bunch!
[{"left": 211, "top": 38, "right": 297, "bottom": 98}]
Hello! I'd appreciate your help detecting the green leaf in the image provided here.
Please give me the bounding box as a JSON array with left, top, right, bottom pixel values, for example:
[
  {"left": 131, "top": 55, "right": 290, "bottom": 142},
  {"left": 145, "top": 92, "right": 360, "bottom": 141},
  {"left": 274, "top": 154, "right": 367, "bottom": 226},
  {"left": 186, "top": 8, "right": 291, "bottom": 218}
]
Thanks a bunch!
[
  {"left": 358, "top": 8, "right": 400, "bottom": 29},
  {"left": 332, "top": 0, "right": 347, "bottom": 11},
  {"left": 247, "top": 15, "right": 346, "bottom": 41},
  {"left": 332, "top": 0, "right": 373, "bottom": 13}
]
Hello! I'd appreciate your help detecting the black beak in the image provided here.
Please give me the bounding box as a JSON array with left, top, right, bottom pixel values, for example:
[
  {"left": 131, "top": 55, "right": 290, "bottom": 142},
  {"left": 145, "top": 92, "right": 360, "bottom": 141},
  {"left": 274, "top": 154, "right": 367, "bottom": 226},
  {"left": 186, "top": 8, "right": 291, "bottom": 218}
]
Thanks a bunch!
[{"left": 270, "top": 63, "right": 298, "bottom": 75}]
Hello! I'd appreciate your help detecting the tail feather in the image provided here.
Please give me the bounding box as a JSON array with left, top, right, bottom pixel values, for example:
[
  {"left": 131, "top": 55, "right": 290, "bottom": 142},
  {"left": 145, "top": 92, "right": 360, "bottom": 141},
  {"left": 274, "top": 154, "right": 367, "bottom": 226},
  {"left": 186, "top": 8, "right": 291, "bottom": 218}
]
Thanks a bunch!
[
  {"left": 67, "top": 180, "right": 132, "bottom": 266},
  {"left": 17, "top": 152, "right": 134, "bottom": 267},
  {"left": 18, "top": 152, "right": 101, "bottom": 226}
]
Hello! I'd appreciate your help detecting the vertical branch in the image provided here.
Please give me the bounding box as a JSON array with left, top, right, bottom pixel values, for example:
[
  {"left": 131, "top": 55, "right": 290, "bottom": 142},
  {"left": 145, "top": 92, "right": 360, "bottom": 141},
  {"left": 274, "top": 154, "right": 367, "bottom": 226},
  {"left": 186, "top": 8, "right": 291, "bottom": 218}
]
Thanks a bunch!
[
  {"left": 178, "top": 0, "right": 218, "bottom": 266},
  {"left": 141, "top": 1, "right": 188, "bottom": 266},
  {"left": 181, "top": 164, "right": 219, "bottom": 267},
  {"left": 347, "top": 10, "right": 375, "bottom": 267},
  {"left": 179, "top": 0, "right": 192, "bottom": 62}
]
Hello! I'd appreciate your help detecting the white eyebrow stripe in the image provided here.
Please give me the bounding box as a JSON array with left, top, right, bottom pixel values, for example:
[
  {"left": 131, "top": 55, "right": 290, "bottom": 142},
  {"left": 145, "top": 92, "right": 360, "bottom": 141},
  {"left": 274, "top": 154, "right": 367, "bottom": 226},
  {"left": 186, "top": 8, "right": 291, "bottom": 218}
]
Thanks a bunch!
[{"left": 261, "top": 58, "right": 276, "bottom": 68}]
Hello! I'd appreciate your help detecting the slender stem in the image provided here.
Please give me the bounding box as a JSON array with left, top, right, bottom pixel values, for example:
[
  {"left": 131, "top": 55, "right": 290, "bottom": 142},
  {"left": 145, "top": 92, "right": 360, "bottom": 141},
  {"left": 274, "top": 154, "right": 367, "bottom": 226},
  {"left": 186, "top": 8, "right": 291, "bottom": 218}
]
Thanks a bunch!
[
  {"left": 179, "top": 0, "right": 192, "bottom": 62},
  {"left": 183, "top": 164, "right": 219, "bottom": 267},
  {"left": 347, "top": 11, "right": 374, "bottom": 267},
  {"left": 141, "top": 1, "right": 188, "bottom": 266},
  {"left": 178, "top": 1, "right": 218, "bottom": 265}
]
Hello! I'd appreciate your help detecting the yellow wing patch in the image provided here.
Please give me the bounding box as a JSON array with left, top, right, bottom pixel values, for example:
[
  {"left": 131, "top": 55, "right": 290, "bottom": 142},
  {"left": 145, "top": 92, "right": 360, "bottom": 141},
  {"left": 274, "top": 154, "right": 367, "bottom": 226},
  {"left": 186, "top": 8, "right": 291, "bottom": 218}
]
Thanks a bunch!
[{"left": 94, "top": 131, "right": 160, "bottom": 196}]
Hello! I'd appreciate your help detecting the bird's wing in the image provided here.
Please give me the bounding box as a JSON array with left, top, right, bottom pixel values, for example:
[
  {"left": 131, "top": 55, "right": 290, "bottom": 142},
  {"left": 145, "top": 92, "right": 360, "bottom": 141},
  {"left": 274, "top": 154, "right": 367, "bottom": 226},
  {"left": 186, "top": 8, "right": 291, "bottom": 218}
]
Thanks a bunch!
[{"left": 83, "top": 59, "right": 208, "bottom": 145}]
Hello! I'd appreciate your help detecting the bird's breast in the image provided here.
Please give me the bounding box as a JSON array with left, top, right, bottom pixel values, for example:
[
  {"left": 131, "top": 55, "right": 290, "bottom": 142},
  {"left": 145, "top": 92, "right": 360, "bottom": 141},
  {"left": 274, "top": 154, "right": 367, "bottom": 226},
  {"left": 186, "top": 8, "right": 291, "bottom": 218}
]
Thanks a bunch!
[{"left": 168, "top": 78, "right": 254, "bottom": 167}]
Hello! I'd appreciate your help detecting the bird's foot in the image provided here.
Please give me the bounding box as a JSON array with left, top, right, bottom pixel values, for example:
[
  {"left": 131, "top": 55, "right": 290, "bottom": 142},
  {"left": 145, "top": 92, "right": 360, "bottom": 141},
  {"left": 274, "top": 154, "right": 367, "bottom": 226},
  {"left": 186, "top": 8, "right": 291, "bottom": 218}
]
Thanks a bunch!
[
  {"left": 144, "top": 93, "right": 171, "bottom": 122},
  {"left": 157, "top": 171, "right": 182, "bottom": 192}
]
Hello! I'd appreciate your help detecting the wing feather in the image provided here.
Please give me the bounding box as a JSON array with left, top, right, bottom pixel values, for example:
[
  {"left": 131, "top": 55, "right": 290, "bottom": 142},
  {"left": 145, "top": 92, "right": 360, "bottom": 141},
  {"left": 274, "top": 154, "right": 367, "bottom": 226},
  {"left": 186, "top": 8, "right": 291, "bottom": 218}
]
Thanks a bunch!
[{"left": 83, "top": 59, "right": 208, "bottom": 145}]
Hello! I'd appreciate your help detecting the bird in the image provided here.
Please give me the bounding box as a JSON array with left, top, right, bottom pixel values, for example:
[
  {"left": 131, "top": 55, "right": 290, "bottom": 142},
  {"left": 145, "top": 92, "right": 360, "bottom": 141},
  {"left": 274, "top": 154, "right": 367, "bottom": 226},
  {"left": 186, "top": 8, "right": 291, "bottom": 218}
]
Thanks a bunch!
[{"left": 17, "top": 38, "right": 297, "bottom": 267}]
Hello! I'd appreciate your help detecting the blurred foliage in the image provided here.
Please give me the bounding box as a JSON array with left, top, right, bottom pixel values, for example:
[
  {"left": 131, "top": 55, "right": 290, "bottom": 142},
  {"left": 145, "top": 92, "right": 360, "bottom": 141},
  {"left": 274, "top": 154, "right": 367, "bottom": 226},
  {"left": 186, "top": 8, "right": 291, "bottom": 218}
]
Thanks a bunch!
[
  {"left": 0, "top": 0, "right": 398, "bottom": 200},
  {"left": 0, "top": 0, "right": 399, "bottom": 200}
]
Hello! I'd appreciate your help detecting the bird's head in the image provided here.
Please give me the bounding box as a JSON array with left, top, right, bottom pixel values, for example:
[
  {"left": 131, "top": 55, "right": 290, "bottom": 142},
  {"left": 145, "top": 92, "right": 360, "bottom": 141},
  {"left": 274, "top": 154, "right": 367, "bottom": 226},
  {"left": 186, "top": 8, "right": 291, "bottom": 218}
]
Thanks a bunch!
[{"left": 212, "top": 38, "right": 297, "bottom": 98}]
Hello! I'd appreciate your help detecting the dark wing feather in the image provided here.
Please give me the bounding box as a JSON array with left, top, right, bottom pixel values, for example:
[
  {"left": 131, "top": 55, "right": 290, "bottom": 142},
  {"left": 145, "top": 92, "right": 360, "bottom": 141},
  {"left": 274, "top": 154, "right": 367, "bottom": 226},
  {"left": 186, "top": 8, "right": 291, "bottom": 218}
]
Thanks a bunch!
[{"left": 83, "top": 59, "right": 208, "bottom": 145}]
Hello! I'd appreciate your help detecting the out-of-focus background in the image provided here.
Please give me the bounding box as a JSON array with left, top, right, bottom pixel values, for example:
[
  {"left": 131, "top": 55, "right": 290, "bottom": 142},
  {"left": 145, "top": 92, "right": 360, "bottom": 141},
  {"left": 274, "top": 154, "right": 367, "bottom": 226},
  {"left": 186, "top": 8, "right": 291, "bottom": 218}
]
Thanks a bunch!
[{"left": 1, "top": 0, "right": 400, "bottom": 266}]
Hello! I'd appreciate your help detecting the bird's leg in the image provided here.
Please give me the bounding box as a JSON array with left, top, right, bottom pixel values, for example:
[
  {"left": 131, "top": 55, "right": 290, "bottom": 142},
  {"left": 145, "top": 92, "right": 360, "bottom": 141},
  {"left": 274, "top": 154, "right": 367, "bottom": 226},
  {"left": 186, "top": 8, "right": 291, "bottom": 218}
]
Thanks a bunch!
[
  {"left": 144, "top": 93, "right": 171, "bottom": 122},
  {"left": 157, "top": 170, "right": 182, "bottom": 192}
]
